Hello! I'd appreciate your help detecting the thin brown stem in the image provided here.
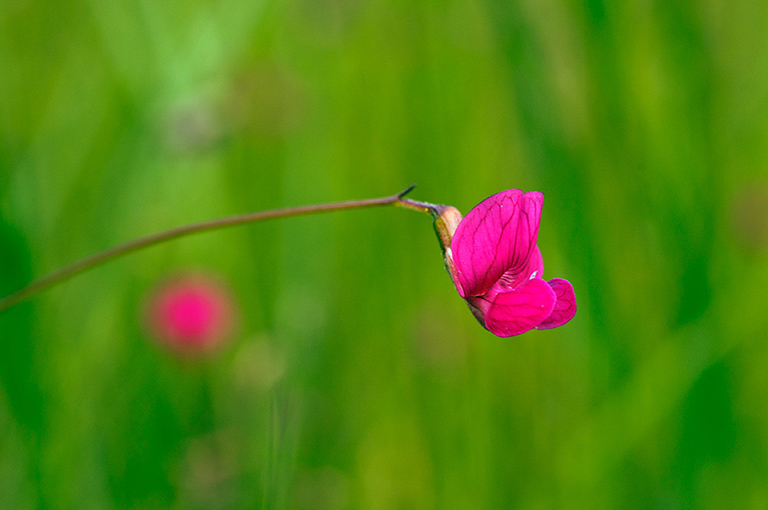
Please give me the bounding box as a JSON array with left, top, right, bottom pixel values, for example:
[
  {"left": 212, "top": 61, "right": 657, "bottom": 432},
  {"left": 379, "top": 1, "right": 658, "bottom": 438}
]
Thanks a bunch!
[
  {"left": 0, "top": 185, "right": 423, "bottom": 313},
  {"left": 394, "top": 197, "right": 441, "bottom": 215}
]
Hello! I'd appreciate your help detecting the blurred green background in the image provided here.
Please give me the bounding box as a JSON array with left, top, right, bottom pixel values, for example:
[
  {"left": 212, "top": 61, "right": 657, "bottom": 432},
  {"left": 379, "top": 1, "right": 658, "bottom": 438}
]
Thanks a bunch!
[{"left": 2, "top": 0, "right": 768, "bottom": 508}]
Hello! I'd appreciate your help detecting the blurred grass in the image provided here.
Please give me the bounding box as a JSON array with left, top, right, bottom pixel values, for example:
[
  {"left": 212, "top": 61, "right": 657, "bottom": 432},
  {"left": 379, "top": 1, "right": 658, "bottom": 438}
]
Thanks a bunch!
[{"left": 2, "top": 0, "right": 768, "bottom": 508}]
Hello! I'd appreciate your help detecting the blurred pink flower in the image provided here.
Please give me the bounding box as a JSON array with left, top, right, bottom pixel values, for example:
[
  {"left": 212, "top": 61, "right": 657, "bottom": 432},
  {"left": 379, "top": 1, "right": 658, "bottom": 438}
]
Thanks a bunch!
[
  {"left": 442, "top": 190, "right": 576, "bottom": 337},
  {"left": 145, "top": 274, "right": 236, "bottom": 353}
]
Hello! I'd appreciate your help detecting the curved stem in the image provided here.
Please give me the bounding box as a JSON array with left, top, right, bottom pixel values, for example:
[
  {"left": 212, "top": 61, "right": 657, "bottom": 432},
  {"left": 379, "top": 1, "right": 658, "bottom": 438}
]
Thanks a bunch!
[{"left": 0, "top": 185, "right": 424, "bottom": 313}]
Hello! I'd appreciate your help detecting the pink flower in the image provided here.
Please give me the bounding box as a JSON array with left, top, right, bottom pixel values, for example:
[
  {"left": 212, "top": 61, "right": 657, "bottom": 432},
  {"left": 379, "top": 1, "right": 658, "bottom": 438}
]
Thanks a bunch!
[
  {"left": 144, "top": 274, "right": 236, "bottom": 353},
  {"left": 441, "top": 190, "right": 576, "bottom": 337}
]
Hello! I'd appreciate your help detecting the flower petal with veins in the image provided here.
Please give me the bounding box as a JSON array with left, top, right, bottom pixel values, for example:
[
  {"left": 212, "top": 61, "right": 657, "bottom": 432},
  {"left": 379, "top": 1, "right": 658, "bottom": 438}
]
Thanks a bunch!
[
  {"left": 451, "top": 190, "right": 543, "bottom": 298},
  {"left": 498, "top": 245, "right": 543, "bottom": 289},
  {"left": 481, "top": 278, "right": 557, "bottom": 337},
  {"left": 535, "top": 278, "right": 577, "bottom": 330}
]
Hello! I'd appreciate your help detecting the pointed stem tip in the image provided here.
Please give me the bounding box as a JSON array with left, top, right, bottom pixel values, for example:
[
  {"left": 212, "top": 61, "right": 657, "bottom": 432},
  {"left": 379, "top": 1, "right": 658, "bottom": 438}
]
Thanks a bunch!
[{"left": 397, "top": 184, "right": 418, "bottom": 198}]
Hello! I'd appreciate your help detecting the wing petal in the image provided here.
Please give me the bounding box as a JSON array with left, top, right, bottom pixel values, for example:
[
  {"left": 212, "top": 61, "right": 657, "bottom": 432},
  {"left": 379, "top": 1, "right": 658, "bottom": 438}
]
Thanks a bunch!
[
  {"left": 481, "top": 277, "right": 556, "bottom": 337},
  {"left": 535, "top": 278, "right": 577, "bottom": 330}
]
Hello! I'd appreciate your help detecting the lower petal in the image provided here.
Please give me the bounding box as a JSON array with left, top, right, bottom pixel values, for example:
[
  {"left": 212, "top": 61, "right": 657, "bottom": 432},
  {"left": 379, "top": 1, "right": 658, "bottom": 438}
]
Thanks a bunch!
[
  {"left": 535, "top": 278, "right": 577, "bottom": 330},
  {"left": 482, "top": 278, "right": 556, "bottom": 337}
]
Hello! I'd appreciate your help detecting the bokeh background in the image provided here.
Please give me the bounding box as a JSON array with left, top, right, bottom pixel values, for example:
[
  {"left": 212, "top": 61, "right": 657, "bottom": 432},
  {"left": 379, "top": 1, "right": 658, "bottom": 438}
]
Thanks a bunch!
[{"left": 2, "top": 0, "right": 768, "bottom": 508}]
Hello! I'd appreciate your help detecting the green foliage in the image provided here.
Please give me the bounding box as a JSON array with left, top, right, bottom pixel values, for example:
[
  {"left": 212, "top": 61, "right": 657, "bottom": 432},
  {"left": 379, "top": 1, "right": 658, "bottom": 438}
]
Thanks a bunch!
[{"left": 2, "top": 0, "right": 768, "bottom": 508}]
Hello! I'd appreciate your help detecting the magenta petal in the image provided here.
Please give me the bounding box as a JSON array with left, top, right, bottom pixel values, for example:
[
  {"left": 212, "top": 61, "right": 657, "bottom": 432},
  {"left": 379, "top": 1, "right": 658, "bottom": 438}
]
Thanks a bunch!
[
  {"left": 527, "top": 245, "right": 544, "bottom": 278},
  {"left": 497, "top": 244, "right": 544, "bottom": 289},
  {"left": 451, "top": 190, "right": 544, "bottom": 297},
  {"left": 482, "top": 278, "right": 556, "bottom": 337},
  {"left": 535, "top": 278, "right": 577, "bottom": 330}
]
